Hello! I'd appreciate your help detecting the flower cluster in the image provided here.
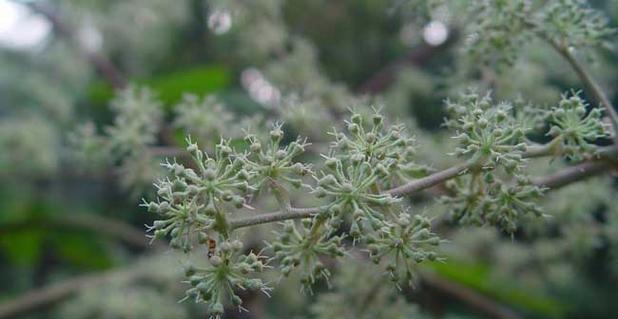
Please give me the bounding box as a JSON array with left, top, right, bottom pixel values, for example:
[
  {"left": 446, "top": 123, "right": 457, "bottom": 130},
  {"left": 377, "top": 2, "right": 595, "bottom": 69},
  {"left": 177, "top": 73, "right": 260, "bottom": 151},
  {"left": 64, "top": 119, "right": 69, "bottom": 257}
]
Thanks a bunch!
[
  {"left": 310, "top": 259, "right": 428, "bottom": 319},
  {"left": 182, "top": 240, "right": 269, "bottom": 318},
  {"left": 458, "top": 0, "right": 614, "bottom": 68},
  {"left": 442, "top": 174, "right": 545, "bottom": 233},
  {"left": 105, "top": 86, "right": 163, "bottom": 157},
  {"left": 314, "top": 158, "right": 400, "bottom": 233},
  {"left": 69, "top": 86, "right": 164, "bottom": 194},
  {"left": 539, "top": 0, "right": 615, "bottom": 48},
  {"left": 241, "top": 123, "right": 312, "bottom": 192},
  {"left": 329, "top": 110, "right": 427, "bottom": 187},
  {"left": 174, "top": 94, "right": 236, "bottom": 143},
  {"left": 366, "top": 212, "right": 442, "bottom": 285},
  {"left": 546, "top": 92, "right": 609, "bottom": 160},
  {"left": 464, "top": 0, "right": 530, "bottom": 66},
  {"left": 269, "top": 219, "right": 345, "bottom": 293},
  {"left": 445, "top": 92, "right": 527, "bottom": 172},
  {"left": 143, "top": 137, "right": 252, "bottom": 251}
]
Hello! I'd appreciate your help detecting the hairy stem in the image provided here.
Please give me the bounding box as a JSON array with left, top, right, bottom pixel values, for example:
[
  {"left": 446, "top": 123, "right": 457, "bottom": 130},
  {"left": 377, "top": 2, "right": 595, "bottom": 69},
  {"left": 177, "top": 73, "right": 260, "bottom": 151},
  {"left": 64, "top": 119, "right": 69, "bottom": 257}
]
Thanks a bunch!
[
  {"left": 387, "top": 161, "right": 475, "bottom": 197},
  {"left": 230, "top": 206, "right": 322, "bottom": 229}
]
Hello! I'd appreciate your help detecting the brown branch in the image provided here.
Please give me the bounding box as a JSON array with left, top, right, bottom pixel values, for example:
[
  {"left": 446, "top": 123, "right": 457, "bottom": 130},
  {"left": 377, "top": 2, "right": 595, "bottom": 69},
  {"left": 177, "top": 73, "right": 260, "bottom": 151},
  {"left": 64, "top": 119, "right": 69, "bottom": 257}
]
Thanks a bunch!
[{"left": 533, "top": 160, "right": 615, "bottom": 189}]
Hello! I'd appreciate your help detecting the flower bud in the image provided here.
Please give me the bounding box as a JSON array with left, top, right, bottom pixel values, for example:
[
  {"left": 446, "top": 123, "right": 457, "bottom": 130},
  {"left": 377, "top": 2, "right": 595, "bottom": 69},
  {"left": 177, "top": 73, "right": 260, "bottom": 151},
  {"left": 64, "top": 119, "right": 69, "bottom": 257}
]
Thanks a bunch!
[
  {"left": 204, "top": 168, "right": 216, "bottom": 181},
  {"left": 220, "top": 241, "right": 232, "bottom": 252},
  {"left": 232, "top": 295, "right": 243, "bottom": 306},
  {"left": 250, "top": 141, "right": 262, "bottom": 152},
  {"left": 372, "top": 114, "right": 384, "bottom": 126},
  {"left": 325, "top": 157, "right": 337, "bottom": 169},
  {"left": 478, "top": 118, "right": 488, "bottom": 128},
  {"left": 147, "top": 202, "right": 159, "bottom": 213},
  {"left": 209, "top": 255, "right": 222, "bottom": 266},
  {"left": 365, "top": 132, "right": 376, "bottom": 144},
  {"left": 187, "top": 143, "right": 198, "bottom": 153},
  {"left": 347, "top": 123, "right": 360, "bottom": 134},
  {"left": 232, "top": 196, "right": 245, "bottom": 209},
  {"left": 275, "top": 150, "right": 287, "bottom": 159},
  {"left": 270, "top": 128, "right": 283, "bottom": 142}
]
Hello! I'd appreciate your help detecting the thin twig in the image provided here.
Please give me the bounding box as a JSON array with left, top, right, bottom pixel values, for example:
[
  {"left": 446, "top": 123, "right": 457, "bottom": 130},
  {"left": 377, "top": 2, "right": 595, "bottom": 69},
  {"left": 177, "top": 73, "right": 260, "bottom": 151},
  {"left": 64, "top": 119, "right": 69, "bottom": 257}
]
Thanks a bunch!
[
  {"left": 231, "top": 207, "right": 321, "bottom": 229},
  {"left": 533, "top": 160, "right": 615, "bottom": 189},
  {"left": 387, "top": 161, "right": 474, "bottom": 197}
]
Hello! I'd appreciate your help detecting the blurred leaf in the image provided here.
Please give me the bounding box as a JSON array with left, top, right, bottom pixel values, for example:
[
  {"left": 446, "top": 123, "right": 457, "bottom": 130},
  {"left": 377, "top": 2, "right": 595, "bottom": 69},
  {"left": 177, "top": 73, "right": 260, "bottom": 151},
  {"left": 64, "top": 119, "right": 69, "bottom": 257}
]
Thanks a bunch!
[
  {"left": 426, "top": 261, "right": 566, "bottom": 318},
  {"left": 88, "top": 65, "right": 231, "bottom": 108},
  {"left": 146, "top": 65, "right": 231, "bottom": 107},
  {"left": 0, "top": 230, "right": 43, "bottom": 265},
  {"left": 51, "top": 232, "right": 112, "bottom": 269}
]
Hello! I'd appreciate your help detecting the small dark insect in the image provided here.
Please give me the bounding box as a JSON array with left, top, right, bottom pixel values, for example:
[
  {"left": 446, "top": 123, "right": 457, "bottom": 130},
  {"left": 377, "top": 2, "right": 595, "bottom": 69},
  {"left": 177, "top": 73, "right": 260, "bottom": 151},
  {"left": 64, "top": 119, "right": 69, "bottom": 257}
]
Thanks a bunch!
[{"left": 207, "top": 238, "right": 217, "bottom": 258}]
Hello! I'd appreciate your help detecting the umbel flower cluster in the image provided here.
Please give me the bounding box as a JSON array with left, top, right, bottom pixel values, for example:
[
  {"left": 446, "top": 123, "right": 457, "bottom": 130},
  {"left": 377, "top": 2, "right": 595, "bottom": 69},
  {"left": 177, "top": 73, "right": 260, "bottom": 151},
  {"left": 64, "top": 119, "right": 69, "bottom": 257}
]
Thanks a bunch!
[
  {"left": 142, "top": 86, "right": 609, "bottom": 317},
  {"left": 135, "top": 1, "right": 615, "bottom": 317}
]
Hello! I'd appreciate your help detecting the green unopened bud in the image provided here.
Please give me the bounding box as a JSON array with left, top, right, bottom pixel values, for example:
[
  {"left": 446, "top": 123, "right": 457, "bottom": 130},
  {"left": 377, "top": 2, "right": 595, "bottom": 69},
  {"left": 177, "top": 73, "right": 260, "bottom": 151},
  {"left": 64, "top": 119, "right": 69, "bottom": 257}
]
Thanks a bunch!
[
  {"left": 250, "top": 141, "right": 262, "bottom": 152},
  {"left": 232, "top": 295, "right": 243, "bottom": 306},
  {"left": 204, "top": 168, "right": 216, "bottom": 181},
  {"left": 232, "top": 196, "right": 245, "bottom": 209},
  {"left": 478, "top": 118, "right": 488, "bottom": 128},
  {"left": 275, "top": 150, "right": 287, "bottom": 159},
  {"left": 147, "top": 202, "right": 159, "bottom": 213},
  {"left": 325, "top": 157, "right": 337, "bottom": 169},
  {"left": 187, "top": 143, "right": 198, "bottom": 153},
  {"left": 270, "top": 128, "right": 283, "bottom": 142},
  {"left": 348, "top": 123, "right": 360, "bottom": 134},
  {"left": 372, "top": 114, "right": 384, "bottom": 126},
  {"left": 219, "top": 145, "right": 232, "bottom": 157}
]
